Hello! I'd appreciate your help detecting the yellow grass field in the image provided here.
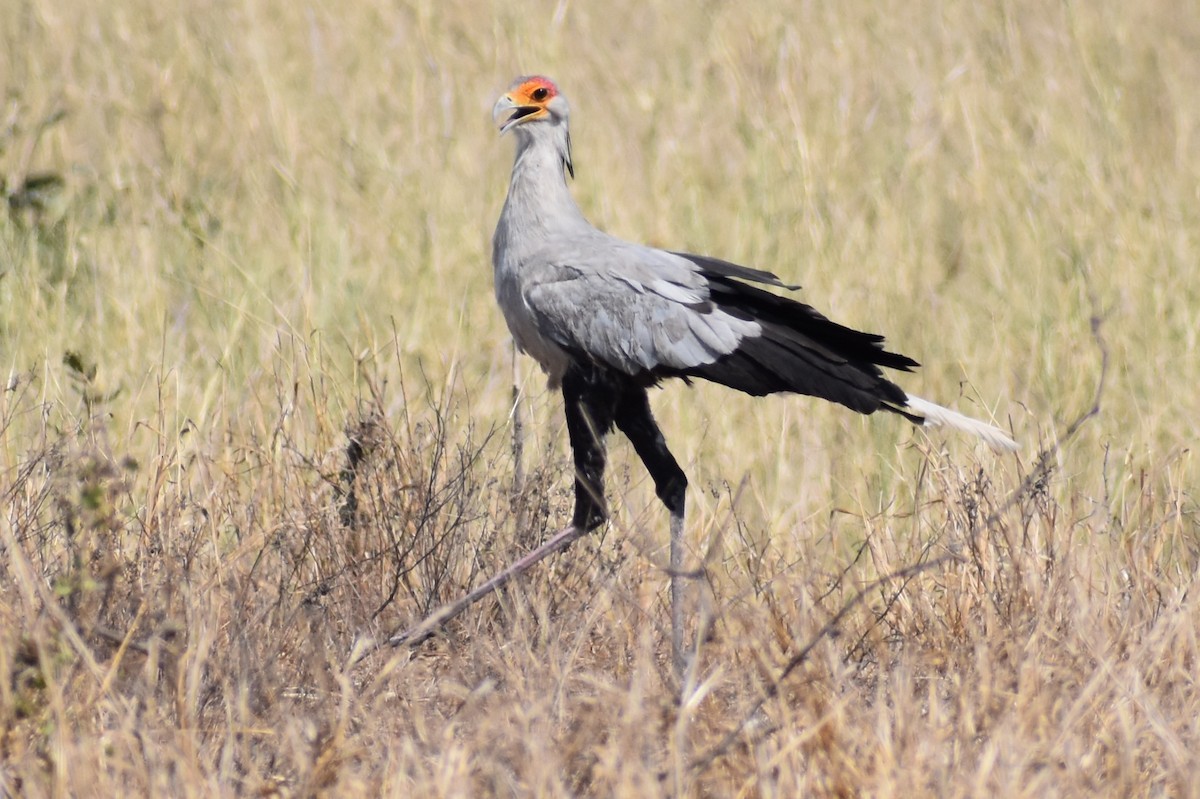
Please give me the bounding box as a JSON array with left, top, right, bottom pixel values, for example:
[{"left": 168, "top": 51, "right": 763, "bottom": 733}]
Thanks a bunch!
[{"left": 2, "top": 0, "right": 1198, "bottom": 795}]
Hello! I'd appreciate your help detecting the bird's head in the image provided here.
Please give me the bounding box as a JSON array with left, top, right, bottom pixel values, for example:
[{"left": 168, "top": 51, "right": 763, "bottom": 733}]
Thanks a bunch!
[{"left": 493, "top": 75, "right": 569, "bottom": 134}]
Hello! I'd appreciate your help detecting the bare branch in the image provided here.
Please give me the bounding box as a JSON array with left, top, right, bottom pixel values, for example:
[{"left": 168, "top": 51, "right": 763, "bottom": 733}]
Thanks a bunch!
[{"left": 688, "top": 555, "right": 958, "bottom": 774}]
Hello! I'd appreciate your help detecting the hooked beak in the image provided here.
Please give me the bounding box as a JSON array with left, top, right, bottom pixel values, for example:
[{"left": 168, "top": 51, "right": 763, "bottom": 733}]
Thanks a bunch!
[{"left": 493, "top": 94, "right": 541, "bottom": 134}]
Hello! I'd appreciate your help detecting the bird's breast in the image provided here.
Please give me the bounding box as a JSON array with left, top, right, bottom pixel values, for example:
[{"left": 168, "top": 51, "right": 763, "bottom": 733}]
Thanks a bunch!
[{"left": 493, "top": 258, "right": 571, "bottom": 386}]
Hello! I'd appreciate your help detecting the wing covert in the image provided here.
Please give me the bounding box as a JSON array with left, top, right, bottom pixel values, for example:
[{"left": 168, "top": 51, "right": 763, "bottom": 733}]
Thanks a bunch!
[{"left": 524, "top": 264, "right": 759, "bottom": 376}]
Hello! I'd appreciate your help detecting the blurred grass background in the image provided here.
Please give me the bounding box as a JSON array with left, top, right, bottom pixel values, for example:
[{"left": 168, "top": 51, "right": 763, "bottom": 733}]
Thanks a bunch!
[{"left": 1, "top": 0, "right": 1198, "bottom": 795}]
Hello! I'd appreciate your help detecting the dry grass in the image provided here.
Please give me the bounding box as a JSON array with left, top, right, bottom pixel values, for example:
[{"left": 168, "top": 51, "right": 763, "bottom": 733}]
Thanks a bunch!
[{"left": 2, "top": 0, "right": 1199, "bottom": 795}]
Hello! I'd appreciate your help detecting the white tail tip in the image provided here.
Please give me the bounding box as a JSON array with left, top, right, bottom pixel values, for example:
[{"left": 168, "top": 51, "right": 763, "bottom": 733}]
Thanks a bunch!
[{"left": 905, "top": 395, "right": 1019, "bottom": 452}]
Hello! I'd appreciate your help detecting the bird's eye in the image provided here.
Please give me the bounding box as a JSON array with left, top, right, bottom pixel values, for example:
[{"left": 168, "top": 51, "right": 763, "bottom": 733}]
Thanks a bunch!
[{"left": 531, "top": 86, "right": 549, "bottom": 101}]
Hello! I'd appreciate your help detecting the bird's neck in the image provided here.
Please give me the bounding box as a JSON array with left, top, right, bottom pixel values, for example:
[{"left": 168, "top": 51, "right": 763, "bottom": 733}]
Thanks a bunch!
[{"left": 502, "top": 129, "right": 586, "bottom": 233}]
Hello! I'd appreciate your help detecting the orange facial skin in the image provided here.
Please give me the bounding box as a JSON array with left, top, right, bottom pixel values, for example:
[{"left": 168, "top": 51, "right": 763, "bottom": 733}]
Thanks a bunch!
[{"left": 495, "top": 75, "right": 562, "bottom": 130}]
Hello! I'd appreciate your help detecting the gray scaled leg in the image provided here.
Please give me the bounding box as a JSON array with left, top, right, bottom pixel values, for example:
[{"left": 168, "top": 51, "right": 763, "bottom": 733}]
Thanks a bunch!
[{"left": 613, "top": 384, "right": 689, "bottom": 679}]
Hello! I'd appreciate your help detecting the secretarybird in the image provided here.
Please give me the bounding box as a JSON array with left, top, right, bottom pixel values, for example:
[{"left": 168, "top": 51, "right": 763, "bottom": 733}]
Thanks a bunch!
[{"left": 389, "top": 75, "right": 1016, "bottom": 673}]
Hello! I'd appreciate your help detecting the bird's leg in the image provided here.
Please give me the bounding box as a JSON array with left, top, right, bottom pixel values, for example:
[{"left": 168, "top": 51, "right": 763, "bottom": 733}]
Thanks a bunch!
[
  {"left": 614, "top": 386, "right": 690, "bottom": 679},
  {"left": 386, "top": 522, "right": 588, "bottom": 650},
  {"left": 669, "top": 508, "right": 686, "bottom": 679},
  {"left": 562, "top": 365, "right": 619, "bottom": 531},
  {"left": 385, "top": 365, "right": 618, "bottom": 653}
]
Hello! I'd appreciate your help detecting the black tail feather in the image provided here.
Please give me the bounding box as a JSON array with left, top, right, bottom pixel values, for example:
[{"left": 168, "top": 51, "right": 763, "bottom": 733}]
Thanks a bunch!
[{"left": 660, "top": 265, "right": 919, "bottom": 417}]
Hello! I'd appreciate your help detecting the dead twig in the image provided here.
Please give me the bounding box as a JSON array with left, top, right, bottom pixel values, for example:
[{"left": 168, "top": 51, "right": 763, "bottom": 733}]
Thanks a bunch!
[{"left": 688, "top": 555, "right": 958, "bottom": 774}]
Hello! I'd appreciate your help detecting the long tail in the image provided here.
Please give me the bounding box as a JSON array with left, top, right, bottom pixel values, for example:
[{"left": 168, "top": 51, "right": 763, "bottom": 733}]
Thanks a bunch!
[
  {"left": 668, "top": 254, "right": 1019, "bottom": 452},
  {"left": 904, "top": 395, "right": 1018, "bottom": 452}
]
